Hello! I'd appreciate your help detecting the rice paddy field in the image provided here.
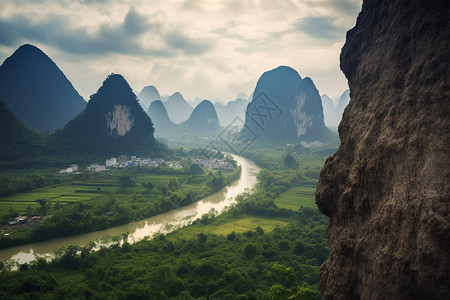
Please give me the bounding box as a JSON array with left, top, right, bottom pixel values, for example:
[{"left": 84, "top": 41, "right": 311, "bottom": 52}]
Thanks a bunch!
[
  {"left": 0, "top": 173, "right": 204, "bottom": 218},
  {"left": 274, "top": 185, "right": 318, "bottom": 210}
]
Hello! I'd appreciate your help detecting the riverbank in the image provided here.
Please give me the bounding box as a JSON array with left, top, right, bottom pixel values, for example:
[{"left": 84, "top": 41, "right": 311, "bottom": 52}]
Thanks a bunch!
[
  {"left": 0, "top": 154, "right": 260, "bottom": 264},
  {"left": 0, "top": 153, "right": 241, "bottom": 249}
]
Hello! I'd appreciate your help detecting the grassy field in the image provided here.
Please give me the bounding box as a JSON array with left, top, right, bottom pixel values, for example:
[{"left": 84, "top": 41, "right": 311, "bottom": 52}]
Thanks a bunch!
[
  {"left": 0, "top": 173, "right": 204, "bottom": 218},
  {"left": 274, "top": 185, "right": 318, "bottom": 210},
  {"left": 0, "top": 185, "right": 108, "bottom": 215},
  {"left": 169, "top": 184, "right": 319, "bottom": 240},
  {"left": 168, "top": 215, "right": 290, "bottom": 240}
]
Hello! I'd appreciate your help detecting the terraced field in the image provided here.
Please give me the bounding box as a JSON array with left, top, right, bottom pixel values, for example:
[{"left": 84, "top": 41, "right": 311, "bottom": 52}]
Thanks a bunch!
[{"left": 0, "top": 173, "right": 205, "bottom": 217}]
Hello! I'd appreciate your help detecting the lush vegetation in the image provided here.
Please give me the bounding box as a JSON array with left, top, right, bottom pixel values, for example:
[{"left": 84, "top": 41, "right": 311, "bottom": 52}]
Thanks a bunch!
[
  {"left": 0, "top": 198, "right": 327, "bottom": 300},
  {"left": 0, "top": 151, "right": 240, "bottom": 248},
  {"left": 0, "top": 143, "right": 334, "bottom": 299}
]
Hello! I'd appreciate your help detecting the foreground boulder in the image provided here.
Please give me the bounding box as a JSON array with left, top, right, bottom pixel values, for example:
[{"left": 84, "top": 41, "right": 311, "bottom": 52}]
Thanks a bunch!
[{"left": 316, "top": 0, "right": 449, "bottom": 298}]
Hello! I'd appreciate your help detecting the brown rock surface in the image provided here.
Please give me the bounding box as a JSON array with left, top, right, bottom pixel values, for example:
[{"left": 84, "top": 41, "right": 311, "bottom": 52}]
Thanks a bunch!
[{"left": 315, "top": 0, "right": 450, "bottom": 299}]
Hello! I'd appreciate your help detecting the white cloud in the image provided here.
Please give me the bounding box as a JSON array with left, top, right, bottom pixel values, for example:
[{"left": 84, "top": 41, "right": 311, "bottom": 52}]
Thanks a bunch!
[{"left": 0, "top": 0, "right": 361, "bottom": 101}]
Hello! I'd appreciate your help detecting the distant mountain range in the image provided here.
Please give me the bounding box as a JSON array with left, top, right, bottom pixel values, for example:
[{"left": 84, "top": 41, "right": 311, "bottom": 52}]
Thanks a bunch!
[
  {"left": 0, "top": 44, "right": 86, "bottom": 132},
  {"left": 0, "top": 44, "right": 339, "bottom": 166},
  {"left": 188, "top": 97, "right": 203, "bottom": 108},
  {"left": 147, "top": 100, "right": 176, "bottom": 135},
  {"left": 321, "top": 90, "right": 350, "bottom": 127},
  {"left": 148, "top": 98, "right": 221, "bottom": 136},
  {"left": 140, "top": 85, "right": 250, "bottom": 129},
  {"left": 243, "top": 66, "right": 332, "bottom": 142},
  {"left": 164, "top": 92, "right": 193, "bottom": 123},
  {"left": 181, "top": 100, "right": 221, "bottom": 131},
  {"left": 138, "top": 85, "right": 161, "bottom": 111},
  {"left": 214, "top": 98, "right": 248, "bottom": 127}
]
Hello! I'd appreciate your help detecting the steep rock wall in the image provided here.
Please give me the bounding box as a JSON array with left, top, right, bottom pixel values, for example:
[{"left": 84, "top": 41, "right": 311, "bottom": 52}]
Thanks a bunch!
[{"left": 316, "top": 0, "right": 449, "bottom": 299}]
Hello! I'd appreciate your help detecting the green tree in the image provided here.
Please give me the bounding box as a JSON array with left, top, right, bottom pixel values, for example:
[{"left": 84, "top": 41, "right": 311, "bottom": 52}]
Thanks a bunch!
[
  {"left": 189, "top": 163, "right": 204, "bottom": 175},
  {"left": 197, "top": 232, "right": 207, "bottom": 243},
  {"left": 118, "top": 175, "right": 135, "bottom": 188},
  {"left": 283, "top": 154, "right": 298, "bottom": 169},
  {"left": 269, "top": 264, "right": 320, "bottom": 300},
  {"left": 244, "top": 244, "right": 258, "bottom": 259}
]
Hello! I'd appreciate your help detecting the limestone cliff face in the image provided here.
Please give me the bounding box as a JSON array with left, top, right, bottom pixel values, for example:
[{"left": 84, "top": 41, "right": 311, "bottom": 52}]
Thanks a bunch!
[
  {"left": 315, "top": 0, "right": 449, "bottom": 299},
  {"left": 57, "top": 74, "right": 156, "bottom": 157},
  {"left": 244, "top": 66, "right": 332, "bottom": 142}
]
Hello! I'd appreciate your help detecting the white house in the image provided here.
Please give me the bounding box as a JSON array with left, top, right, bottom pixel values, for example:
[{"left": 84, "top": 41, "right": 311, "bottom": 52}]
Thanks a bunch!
[
  {"left": 86, "top": 164, "right": 106, "bottom": 172},
  {"left": 106, "top": 157, "right": 118, "bottom": 167}
]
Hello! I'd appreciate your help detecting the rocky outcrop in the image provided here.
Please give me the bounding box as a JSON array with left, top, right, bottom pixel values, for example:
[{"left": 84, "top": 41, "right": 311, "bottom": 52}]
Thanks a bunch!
[
  {"left": 244, "top": 66, "right": 332, "bottom": 142},
  {"left": 56, "top": 74, "right": 156, "bottom": 157},
  {"left": 315, "top": 0, "right": 449, "bottom": 299}
]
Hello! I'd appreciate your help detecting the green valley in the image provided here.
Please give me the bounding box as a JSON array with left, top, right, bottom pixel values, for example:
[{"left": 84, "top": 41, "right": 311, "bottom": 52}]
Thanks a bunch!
[
  {"left": 0, "top": 143, "right": 334, "bottom": 299},
  {"left": 0, "top": 151, "right": 241, "bottom": 248}
]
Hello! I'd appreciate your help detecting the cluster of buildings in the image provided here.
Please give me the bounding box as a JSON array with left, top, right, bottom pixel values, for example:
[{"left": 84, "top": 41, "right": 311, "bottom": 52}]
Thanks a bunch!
[
  {"left": 3, "top": 215, "right": 42, "bottom": 233},
  {"left": 300, "top": 141, "right": 324, "bottom": 148},
  {"left": 104, "top": 155, "right": 177, "bottom": 169},
  {"left": 58, "top": 164, "right": 79, "bottom": 174},
  {"left": 86, "top": 155, "right": 183, "bottom": 172},
  {"left": 58, "top": 155, "right": 234, "bottom": 174},
  {"left": 82, "top": 155, "right": 182, "bottom": 173}
]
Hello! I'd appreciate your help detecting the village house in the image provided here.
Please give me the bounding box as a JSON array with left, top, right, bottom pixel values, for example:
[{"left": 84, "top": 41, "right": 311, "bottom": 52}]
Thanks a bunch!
[
  {"left": 58, "top": 164, "right": 79, "bottom": 174},
  {"left": 167, "top": 161, "right": 182, "bottom": 169},
  {"left": 106, "top": 157, "right": 118, "bottom": 167},
  {"left": 86, "top": 164, "right": 106, "bottom": 172},
  {"left": 15, "top": 216, "right": 28, "bottom": 224}
]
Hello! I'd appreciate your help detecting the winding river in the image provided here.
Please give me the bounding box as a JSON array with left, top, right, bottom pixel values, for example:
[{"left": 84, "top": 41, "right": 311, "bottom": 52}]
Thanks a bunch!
[{"left": 0, "top": 154, "right": 260, "bottom": 265}]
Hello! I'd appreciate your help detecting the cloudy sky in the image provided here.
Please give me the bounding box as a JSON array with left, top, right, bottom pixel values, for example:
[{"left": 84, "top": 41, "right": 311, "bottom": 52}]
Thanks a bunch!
[{"left": 0, "top": 0, "right": 362, "bottom": 103}]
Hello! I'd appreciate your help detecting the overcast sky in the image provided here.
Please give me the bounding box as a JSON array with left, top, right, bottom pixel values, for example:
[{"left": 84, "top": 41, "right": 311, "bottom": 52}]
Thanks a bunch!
[{"left": 0, "top": 0, "right": 362, "bottom": 102}]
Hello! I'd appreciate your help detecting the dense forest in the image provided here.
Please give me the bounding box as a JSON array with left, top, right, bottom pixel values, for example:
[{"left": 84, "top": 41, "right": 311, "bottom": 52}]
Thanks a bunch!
[{"left": 0, "top": 207, "right": 326, "bottom": 299}]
